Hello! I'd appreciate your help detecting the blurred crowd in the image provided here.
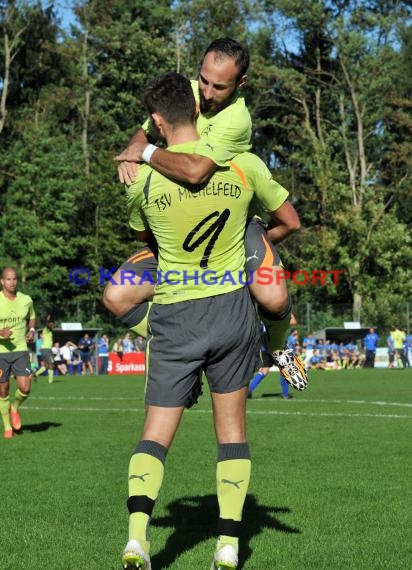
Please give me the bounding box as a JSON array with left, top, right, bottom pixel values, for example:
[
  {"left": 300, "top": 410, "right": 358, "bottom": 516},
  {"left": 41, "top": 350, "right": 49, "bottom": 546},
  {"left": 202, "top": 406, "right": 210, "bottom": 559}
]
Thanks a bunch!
[
  {"left": 32, "top": 331, "right": 146, "bottom": 376},
  {"left": 286, "top": 327, "right": 412, "bottom": 371},
  {"left": 32, "top": 326, "right": 411, "bottom": 377}
]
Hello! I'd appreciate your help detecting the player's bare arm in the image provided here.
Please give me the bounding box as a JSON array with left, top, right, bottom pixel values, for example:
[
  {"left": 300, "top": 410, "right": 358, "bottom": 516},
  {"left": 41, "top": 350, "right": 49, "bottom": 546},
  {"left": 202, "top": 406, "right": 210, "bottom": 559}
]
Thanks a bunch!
[
  {"left": 26, "top": 318, "right": 36, "bottom": 342},
  {"left": 116, "top": 141, "right": 216, "bottom": 186},
  {"left": 135, "top": 229, "right": 153, "bottom": 243},
  {"left": 266, "top": 200, "right": 301, "bottom": 244}
]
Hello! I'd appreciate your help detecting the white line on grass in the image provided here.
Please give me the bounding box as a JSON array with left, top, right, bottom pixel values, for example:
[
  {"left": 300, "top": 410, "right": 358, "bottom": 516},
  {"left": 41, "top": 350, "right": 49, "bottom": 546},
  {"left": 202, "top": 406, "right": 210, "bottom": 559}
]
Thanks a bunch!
[
  {"left": 26, "top": 406, "right": 145, "bottom": 412},
  {"left": 30, "top": 396, "right": 412, "bottom": 407},
  {"left": 30, "top": 396, "right": 134, "bottom": 401},
  {"left": 252, "top": 398, "right": 412, "bottom": 408},
  {"left": 25, "top": 406, "right": 411, "bottom": 419},
  {"left": 246, "top": 411, "right": 411, "bottom": 419}
]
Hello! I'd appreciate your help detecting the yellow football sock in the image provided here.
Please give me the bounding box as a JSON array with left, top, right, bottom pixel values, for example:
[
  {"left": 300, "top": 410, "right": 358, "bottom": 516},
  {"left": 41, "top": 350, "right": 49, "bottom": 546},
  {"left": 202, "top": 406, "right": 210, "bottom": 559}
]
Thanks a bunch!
[
  {"left": 260, "top": 310, "right": 291, "bottom": 353},
  {"left": 129, "top": 302, "right": 151, "bottom": 338},
  {"left": 128, "top": 441, "right": 167, "bottom": 554},
  {"left": 48, "top": 369, "right": 54, "bottom": 384},
  {"left": 0, "top": 396, "right": 12, "bottom": 431},
  {"left": 216, "top": 443, "right": 251, "bottom": 552},
  {"left": 119, "top": 302, "right": 152, "bottom": 339},
  {"left": 12, "top": 388, "right": 28, "bottom": 411},
  {"left": 35, "top": 366, "right": 46, "bottom": 377}
]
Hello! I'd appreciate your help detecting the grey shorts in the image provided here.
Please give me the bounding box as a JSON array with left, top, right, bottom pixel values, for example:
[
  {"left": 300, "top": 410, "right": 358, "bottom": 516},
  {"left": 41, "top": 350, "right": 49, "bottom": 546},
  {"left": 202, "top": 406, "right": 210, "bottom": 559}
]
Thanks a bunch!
[
  {"left": 244, "top": 217, "right": 282, "bottom": 272},
  {"left": 0, "top": 351, "right": 32, "bottom": 383},
  {"left": 145, "top": 287, "right": 261, "bottom": 407},
  {"left": 41, "top": 348, "right": 54, "bottom": 366},
  {"left": 119, "top": 245, "right": 158, "bottom": 282}
]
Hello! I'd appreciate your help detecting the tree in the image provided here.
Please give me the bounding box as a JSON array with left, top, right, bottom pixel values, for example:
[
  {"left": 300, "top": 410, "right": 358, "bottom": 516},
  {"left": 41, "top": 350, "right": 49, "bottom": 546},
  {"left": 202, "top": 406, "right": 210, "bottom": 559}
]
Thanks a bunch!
[
  {"left": 0, "top": 0, "right": 410, "bottom": 329},
  {"left": 247, "top": 0, "right": 412, "bottom": 323},
  {"left": 0, "top": 1, "right": 28, "bottom": 134},
  {"left": 173, "top": 0, "right": 258, "bottom": 76},
  {"left": 0, "top": 123, "right": 84, "bottom": 317}
]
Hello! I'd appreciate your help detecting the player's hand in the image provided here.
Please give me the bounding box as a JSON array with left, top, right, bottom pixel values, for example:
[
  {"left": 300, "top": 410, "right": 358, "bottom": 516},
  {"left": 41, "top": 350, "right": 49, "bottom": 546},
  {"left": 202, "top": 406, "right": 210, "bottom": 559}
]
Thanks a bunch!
[
  {"left": 0, "top": 327, "right": 12, "bottom": 339},
  {"left": 115, "top": 142, "right": 149, "bottom": 185},
  {"left": 117, "top": 161, "right": 139, "bottom": 185}
]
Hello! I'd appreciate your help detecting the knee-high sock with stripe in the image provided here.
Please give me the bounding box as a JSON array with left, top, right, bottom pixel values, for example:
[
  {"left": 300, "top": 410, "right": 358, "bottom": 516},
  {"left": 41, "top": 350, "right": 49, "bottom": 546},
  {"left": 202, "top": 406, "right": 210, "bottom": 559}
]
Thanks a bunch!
[
  {"left": 0, "top": 395, "right": 11, "bottom": 431},
  {"left": 119, "top": 302, "right": 151, "bottom": 338},
  {"left": 259, "top": 295, "right": 292, "bottom": 354},
  {"left": 216, "top": 442, "right": 251, "bottom": 553},
  {"left": 127, "top": 439, "right": 168, "bottom": 554},
  {"left": 12, "top": 388, "right": 29, "bottom": 411}
]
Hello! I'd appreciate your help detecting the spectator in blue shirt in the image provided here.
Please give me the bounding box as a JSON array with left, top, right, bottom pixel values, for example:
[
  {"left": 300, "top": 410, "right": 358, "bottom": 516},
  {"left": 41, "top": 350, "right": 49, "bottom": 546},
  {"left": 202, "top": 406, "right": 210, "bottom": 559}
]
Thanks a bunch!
[
  {"left": 403, "top": 337, "right": 411, "bottom": 367},
  {"left": 363, "top": 327, "right": 379, "bottom": 368},
  {"left": 122, "top": 332, "right": 135, "bottom": 354},
  {"left": 35, "top": 333, "right": 43, "bottom": 370},
  {"left": 302, "top": 333, "right": 316, "bottom": 367},
  {"left": 97, "top": 334, "right": 109, "bottom": 374},
  {"left": 308, "top": 349, "right": 326, "bottom": 370},
  {"left": 386, "top": 334, "right": 395, "bottom": 368},
  {"left": 78, "top": 333, "right": 94, "bottom": 375}
]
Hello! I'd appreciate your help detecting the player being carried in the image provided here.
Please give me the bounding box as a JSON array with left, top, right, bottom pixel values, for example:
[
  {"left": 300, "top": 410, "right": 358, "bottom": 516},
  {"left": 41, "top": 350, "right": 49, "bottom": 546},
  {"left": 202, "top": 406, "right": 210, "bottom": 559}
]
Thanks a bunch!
[{"left": 104, "top": 37, "right": 308, "bottom": 391}]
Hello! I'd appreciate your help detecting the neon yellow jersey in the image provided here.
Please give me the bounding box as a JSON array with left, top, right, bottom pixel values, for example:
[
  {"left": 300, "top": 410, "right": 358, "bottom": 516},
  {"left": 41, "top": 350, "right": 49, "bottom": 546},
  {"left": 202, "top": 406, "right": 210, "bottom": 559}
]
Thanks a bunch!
[
  {"left": 0, "top": 291, "right": 35, "bottom": 353},
  {"left": 143, "top": 80, "right": 251, "bottom": 154},
  {"left": 191, "top": 81, "right": 251, "bottom": 153},
  {"left": 127, "top": 142, "right": 288, "bottom": 304},
  {"left": 41, "top": 327, "right": 53, "bottom": 349},
  {"left": 391, "top": 330, "right": 405, "bottom": 350}
]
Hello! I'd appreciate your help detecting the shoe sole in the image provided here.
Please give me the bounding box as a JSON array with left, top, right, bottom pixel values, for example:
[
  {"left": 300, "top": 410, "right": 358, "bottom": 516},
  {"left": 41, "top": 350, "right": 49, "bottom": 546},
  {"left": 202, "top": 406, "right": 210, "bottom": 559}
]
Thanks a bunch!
[
  {"left": 274, "top": 350, "right": 308, "bottom": 391},
  {"left": 122, "top": 554, "right": 150, "bottom": 569},
  {"left": 280, "top": 361, "right": 308, "bottom": 390}
]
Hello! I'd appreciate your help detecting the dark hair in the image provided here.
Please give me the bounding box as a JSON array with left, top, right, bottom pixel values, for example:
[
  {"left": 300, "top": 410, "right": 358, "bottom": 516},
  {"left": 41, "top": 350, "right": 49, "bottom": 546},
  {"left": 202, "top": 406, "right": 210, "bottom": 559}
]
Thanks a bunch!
[
  {"left": 144, "top": 72, "right": 196, "bottom": 125},
  {"left": 203, "top": 37, "right": 250, "bottom": 80}
]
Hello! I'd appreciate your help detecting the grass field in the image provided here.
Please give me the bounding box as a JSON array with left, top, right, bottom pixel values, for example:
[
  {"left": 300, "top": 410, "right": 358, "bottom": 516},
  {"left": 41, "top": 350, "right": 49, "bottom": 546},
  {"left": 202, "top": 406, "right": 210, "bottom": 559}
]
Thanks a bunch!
[{"left": 1, "top": 368, "right": 411, "bottom": 569}]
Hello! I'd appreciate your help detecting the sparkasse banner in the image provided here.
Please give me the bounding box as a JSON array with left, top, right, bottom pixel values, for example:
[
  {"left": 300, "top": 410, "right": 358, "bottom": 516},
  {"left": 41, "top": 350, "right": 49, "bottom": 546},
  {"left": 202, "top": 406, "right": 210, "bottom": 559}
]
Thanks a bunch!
[{"left": 108, "top": 352, "right": 145, "bottom": 375}]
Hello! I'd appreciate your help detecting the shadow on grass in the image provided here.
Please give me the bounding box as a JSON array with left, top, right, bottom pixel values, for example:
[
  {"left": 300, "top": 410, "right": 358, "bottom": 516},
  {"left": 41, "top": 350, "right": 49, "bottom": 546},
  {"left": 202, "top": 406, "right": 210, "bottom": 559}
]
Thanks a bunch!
[
  {"left": 21, "top": 421, "right": 63, "bottom": 433},
  {"left": 261, "top": 392, "right": 286, "bottom": 398},
  {"left": 33, "top": 377, "right": 64, "bottom": 383},
  {"left": 151, "top": 494, "right": 300, "bottom": 568}
]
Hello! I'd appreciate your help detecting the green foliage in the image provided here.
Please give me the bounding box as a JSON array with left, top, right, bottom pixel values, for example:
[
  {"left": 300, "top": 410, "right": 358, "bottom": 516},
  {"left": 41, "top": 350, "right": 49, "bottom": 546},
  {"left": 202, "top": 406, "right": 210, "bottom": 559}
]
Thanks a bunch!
[
  {"left": 0, "top": 122, "right": 84, "bottom": 318},
  {"left": 245, "top": 1, "right": 412, "bottom": 318},
  {"left": 0, "top": 0, "right": 411, "bottom": 328}
]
